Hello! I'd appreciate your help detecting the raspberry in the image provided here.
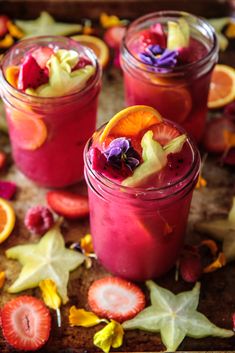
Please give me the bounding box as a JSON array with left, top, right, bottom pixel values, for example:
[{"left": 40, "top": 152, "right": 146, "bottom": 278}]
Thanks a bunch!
[{"left": 24, "top": 206, "right": 54, "bottom": 235}]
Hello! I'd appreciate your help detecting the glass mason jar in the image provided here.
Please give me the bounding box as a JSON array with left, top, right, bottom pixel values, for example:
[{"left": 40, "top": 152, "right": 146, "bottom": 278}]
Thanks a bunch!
[
  {"left": 121, "top": 11, "right": 218, "bottom": 143},
  {"left": 84, "top": 120, "right": 200, "bottom": 281},
  {"left": 0, "top": 36, "right": 101, "bottom": 187}
]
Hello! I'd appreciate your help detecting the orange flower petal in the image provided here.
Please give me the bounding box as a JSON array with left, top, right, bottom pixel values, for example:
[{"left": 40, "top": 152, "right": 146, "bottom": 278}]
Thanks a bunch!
[
  {"left": 200, "top": 239, "right": 218, "bottom": 256},
  {"left": 196, "top": 175, "right": 207, "bottom": 189},
  {"left": 0, "top": 271, "right": 6, "bottom": 289},
  {"left": 203, "top": 252, "right": 226, "bottom": 273}
]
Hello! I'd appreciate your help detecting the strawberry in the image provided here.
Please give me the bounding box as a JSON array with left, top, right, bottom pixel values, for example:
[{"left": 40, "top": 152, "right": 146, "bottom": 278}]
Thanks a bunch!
[
  {"left": 139, "top": 29, "right": 161, "bottom": 49},
  {"left": 150, "top": 23, "right": 166, "bottom": 47},
  {"left": 0, "top": 16, "right": 9, "bottom": 38},
  {"left": 104, "top": 26, "right": 126, "bottom": 49},
  {"left": 47, "top": 191, "right": 89, "bottom": 219},
  {"left": 203, "top": 117, "right": 235, "bottom": 153},
  {"left": 73, "top": 56, "right": 92, "bottom": 70},
  {"left": 18, "top": 55, "right": 49, "bottom": 90},
  {"left": 88, "top": 277, "right": 145, "bottom": 322},
  {"left": 1, "top": 296, "right": 51, "bottom": 351},
  {"left": 149, "top": 122, "right": 180, "bottom": 146},
  {"left": 31, "top": 47, "right": 54, "bottom": 69},
  {"left": 0, "top": 181, "right": 17, "bottom": 200}
]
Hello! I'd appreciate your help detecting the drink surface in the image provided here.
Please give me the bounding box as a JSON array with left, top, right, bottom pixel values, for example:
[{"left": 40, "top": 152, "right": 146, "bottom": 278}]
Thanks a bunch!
[
  {"left": 0, "top": 37, "right": 101, "bottom": 187},
  {"left": 85, "top": 106, "right": 200, "bottom": 280},
  {"left": 121, "top": 14, "right": 218, "bottom": 142}
]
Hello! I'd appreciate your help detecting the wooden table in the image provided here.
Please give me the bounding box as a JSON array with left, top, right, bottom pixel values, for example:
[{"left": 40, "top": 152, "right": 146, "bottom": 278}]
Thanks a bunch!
[{"left": 0, "top": 2, "right": 235, "bottom": 352}]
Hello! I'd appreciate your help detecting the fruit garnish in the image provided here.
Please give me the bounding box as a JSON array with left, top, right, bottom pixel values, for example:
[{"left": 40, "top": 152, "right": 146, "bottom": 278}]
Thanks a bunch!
[
  {"left": 208, "top": 64, "right": 235, "bottom": 109},
  {"left": 104, "top": 26, "right": 126, "bottom": 50},
  {"left": 122, "top": 130, "right": 186, "bottom": 187},
  {"left": 0, "top": 181, "right": 17, "bottom": 200},
  {"left": 0, "top": 34, "right": 14, "bottom": 49},
  {"left": 0, "top": 197, "right": 15, "bottom": 244},
  {"left": 69, "top": 307, "right": 108, "bottom": 327},
  {"left": 203, "top": 117, "right": 235, "bottom": 153},
  {"left": 196, "top": 197, "right": 235, "bottom": 262},
  {"left": 24, "top": 205, "right": 54, "bottom": 235},
  {"left": 16, "top": 11, "right": 82, "bottom": 38},
  {"left": 150, "top": 122, "right": 180, "bottom": 145},
  {"left": 18, "top": 55, "right": 49, "bottom": 90},
  {"left": 99, "top": 105, "right": 162, "bottom": 144},
  {"left": 28, "top": 51, "right": 95, "bottom": 97},
  {"left": 94, "top": 320, "right": 124, "bottom": 353},
  {"left": 47, "top": 191, "right": 89, "bottom": 219},
  {"left": 1, "top": 296, "right": 51, "bottom": 351},
  {"left": 31, "top": 46, "right": 54, "bottom": 68},
  {"left": 88, "top": 277, "right": 145, "bottom": 323},
  {"left": 167, "top": 18, "right": 190, "bottom": 50},
  {"left": 123, "top": 281, "right": 233, "bottom": 352},
  {"left": 5, "top": 66, "right": 19, "bottom": 88},
  {"left": 139, "top": 45, "right": 179, "bottom": 71},
  {"left": 9, "top": 113, "right": 47, "bottom": 150},
  {"left": 72, "top": 34, "right": 109, "bottom": 68},
  {"left": 6, "top": 223, "right": 85, "bottom": 303}
]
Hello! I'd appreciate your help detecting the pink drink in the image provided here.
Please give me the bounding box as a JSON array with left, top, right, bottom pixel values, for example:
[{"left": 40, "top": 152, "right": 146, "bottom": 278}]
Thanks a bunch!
[
  {"left": 121, "top": 11, "right": 218, "bottom": 142},
  {"left": 84, "top": 119, "right": 200, "bottom": 281},
  {"left": 0, "top": 36, "right": 101, "bottom": 187}
]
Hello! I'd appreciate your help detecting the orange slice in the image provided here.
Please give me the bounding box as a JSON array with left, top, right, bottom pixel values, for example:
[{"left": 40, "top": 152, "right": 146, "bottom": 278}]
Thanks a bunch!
[
  {"left": 9, "top": 112, "right": 47, "bottom": 150},
  {"left": 0, "top": 198, "right": 15, "bottom": 244},
  {"left": 208, "top": 64, "right": 235, "bottom": 109},
  {"left": 71, "top": 34, "right": 109, "bottom": 68},
  {"left": 99, "top": 105, "right": 163, "bottom": 143},
  {"left": 5, "top": 66, "right": 19, "bottom": 88},
  {"left": 157, "top": 86, "right": 192, "bottom": 124}
]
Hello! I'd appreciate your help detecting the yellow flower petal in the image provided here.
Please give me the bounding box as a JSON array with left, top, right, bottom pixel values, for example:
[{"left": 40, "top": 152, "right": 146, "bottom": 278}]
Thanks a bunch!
[
  {"left": 80, "top": 234, "right": 94, "bottom": 255},
  {"left": 100, "top": 12, "right": 123, "bottom": 29},
  {"left": 0, "top": 271, "right": 6, "bottom": 289},
  {"left": 203, "top": 252, "right": 226, "bottom": 273},
  {"left": 39, "top": 279, "right": 61, "bottom": 310},
  {"left": 93, "top": 320, "right": 124, "bottom": 353},
  {"left": 69, "top": 307, "right": 105, "bottom": 327},
  {"left": 225, "top": 22, "right": 235, "bottom": 38},
  {"left": 7, "top": 21, "right": 24, "bottom": 39},
  {"left": 0, "top": 34, "right": 14, "bottom": 48}
]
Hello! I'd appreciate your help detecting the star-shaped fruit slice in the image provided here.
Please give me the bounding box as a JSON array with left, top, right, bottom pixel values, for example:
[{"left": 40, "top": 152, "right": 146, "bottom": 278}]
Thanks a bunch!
[
  {"left": 16, "top": 12, "right": 82, "bottom": 38},
  {"left": 196, "top": 197, "right": 235, "bottom": 262},
  {"left": 123, "top": 281, "right": 233, "bottom": 352},
  {"left": 6, "top": 224, "right": 85, "bottom": 303}
]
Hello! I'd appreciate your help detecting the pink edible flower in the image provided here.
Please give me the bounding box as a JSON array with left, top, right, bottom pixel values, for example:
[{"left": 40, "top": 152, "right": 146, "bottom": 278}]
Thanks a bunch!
[{"left": 0, "top": 181, "right": 17, "bottom": 200}]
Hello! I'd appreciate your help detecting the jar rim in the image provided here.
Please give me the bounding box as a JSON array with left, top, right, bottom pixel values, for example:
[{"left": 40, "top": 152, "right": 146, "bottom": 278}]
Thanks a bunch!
[
  {"left": 121, "top": 10, "right": 218, "bottom": 77},
  {"left": 84, "top": 120, "right": 201, "bottom": 199},
  {"left": 0, "top": 35, "right": 101, "bottom": 103}
]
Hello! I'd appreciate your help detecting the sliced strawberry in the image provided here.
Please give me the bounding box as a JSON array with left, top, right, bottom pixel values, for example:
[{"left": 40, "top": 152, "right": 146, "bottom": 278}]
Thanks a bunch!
[
  {"left": 1, "top": 296, "right": 51, "bottom": 351},
  {"left": 88, "top": 277, "right": 145, "bottom": 322},
  {"left": 139, "top": 29, "right": 161, "bottom": 49},
  {"left": 203, "top": 117, "right": 235, "bottom": 153},
  {"left": 150, "top": 23, "right": 166, "bottom": 47},
  {"left": 104, "top": 26, "right": 126, "bottom": 50},
  {"left": 0, "top": 16, "right": 9, "bottom": 37},
  {"left": 149, "top": 122, "right": 180, "bottom": 146},
  {"left": 18, "top": 55, "right": 49, "bottom": 90},
  {"left": 31, "top": 47, "right": 54, "bottom": 69},
  {"left": 47, "top": 191, "right": 89, "bottom": 219}
]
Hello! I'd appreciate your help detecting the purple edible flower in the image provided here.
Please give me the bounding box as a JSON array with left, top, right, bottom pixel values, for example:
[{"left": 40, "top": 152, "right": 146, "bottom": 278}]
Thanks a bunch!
[
  {"left": 104, "top": 137, "right": 140, "bottom": 171},
  {"left": 139, "top": 44, "right": 179, "bottom": 71}
]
